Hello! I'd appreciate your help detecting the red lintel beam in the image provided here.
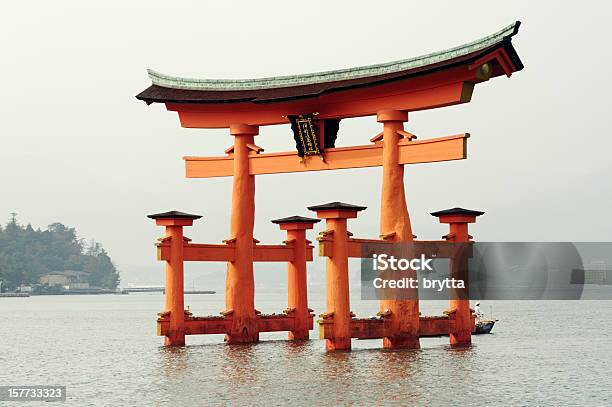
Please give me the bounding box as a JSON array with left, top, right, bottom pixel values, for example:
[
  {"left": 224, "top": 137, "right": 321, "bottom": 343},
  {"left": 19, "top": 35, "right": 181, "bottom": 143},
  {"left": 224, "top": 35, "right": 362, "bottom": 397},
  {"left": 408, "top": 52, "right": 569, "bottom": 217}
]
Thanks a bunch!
[
  {"left": 257, "top": 315, "right": 314, "bottom": 333},
  {"left": 158, "top": 315, "right": 314, "bottom": 337},
  {"left": 319, "top": 237, "right": 469, "bottom": 259},
  {"left": 170, "top": 81, "right": 473, "bottom": 128},
  {"left": 318, "top": 316, "right": 456, "bottom": 340},
  {"left": 252, "top": 244, "right": 313, "bottom": 262},
  {"left": 158, "top": 318, "right": 231, "bottom": 336},
  {"left": 318, "top": 237, "right": 390, "bottom": 258},
  {"left": 157, "top": 243, "right": 236, "bottom": 262},
  {"left": 158, "top": 243, "right": 313, "bottom": 263},
  {"left": 184, "top": 134, "right": 468, "bottom": 178}
]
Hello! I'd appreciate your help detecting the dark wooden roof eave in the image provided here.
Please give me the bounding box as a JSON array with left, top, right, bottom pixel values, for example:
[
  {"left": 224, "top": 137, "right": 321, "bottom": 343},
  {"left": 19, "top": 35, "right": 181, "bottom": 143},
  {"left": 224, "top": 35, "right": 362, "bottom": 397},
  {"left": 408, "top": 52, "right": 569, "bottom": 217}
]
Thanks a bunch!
[{"left": 135, "top": 40, "right": 523, "bottom": 106}]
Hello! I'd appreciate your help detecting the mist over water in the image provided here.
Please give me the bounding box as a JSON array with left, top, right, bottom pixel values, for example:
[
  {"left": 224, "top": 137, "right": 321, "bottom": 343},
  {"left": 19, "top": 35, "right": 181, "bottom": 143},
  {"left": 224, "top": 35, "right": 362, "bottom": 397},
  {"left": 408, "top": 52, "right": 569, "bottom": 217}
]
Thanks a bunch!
[{"left": 3, "top": 290, "right": 611, "bottom": 406}]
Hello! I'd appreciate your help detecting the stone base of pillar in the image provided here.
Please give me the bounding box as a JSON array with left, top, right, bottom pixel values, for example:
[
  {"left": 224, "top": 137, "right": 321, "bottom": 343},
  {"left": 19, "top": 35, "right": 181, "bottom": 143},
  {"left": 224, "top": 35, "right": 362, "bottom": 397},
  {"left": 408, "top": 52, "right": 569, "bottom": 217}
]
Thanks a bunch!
[
  {"left": 289, "top": 330, "right": 309, "bottom": 340},
  {"left": 225, "top": 316, "right": 260, "bottom": 344},
  {"left": 164, "top": 331, "right": 186, "bottom": 347},
  {"left": 224, "top": 334, "right": 260, "bottom": 344},
  {"left": 326, "top": 337, "right": 351, "bottom": 351},
  {"left": 449, "top": 330, "right": 472, "bottom": 347},
  {"left": 382, "top": 335, "right": 420, "bottom": 349}
]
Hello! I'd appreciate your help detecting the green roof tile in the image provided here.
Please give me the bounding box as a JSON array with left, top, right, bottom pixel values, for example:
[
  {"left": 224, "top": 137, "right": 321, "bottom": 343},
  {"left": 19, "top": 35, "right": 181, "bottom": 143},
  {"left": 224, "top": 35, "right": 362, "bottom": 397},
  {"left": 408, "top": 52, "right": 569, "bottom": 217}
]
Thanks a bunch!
[{"left": 148, "top": 22, "right": 520, "bottom": 92}]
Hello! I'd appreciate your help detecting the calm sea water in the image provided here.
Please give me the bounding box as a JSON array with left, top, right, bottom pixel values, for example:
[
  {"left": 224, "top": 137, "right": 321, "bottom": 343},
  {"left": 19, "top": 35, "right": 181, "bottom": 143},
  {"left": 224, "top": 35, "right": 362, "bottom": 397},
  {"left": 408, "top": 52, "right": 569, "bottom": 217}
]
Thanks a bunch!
[{"left": 2, "top": 290, "right": 611, "bottom": 406}]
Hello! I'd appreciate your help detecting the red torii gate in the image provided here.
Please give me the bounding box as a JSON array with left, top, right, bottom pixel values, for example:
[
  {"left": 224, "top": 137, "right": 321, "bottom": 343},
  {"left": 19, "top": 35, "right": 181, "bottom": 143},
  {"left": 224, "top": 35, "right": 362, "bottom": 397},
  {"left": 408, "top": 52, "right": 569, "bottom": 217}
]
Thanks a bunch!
[
  {"left": 149, "top": 211, "right": 319, "bottom": 346},
  {"left": 138, "top": 22, "right": 523, "bottom": 348},
  {"left": 312, "top": 203, "right": 483, "bottom": 350}
]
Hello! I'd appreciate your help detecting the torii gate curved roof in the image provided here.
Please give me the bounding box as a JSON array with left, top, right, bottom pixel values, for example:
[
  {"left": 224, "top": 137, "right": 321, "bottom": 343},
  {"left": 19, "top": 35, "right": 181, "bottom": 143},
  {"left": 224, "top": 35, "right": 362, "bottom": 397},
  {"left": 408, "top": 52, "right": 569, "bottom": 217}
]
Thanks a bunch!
[{"left": 136, "top": 22, "right": 523, "bottom": 128}]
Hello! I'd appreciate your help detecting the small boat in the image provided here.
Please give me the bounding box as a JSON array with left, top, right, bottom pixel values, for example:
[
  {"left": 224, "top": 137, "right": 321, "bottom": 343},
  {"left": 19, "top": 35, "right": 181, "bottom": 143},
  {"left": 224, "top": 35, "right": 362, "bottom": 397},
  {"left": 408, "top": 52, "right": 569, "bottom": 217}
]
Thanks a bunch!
[{"left": 473, "top": 319, "right": 497, "bottom": 335}]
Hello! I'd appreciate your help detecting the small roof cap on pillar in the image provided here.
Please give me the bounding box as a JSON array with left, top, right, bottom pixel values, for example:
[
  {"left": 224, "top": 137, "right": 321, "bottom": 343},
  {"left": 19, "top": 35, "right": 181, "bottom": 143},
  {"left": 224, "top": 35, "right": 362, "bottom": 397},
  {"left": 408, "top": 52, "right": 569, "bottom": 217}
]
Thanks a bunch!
[
  {"left": 307, "top": 202, "right": 367, "bottom": 212},
  {"left": 271, "top": 215, "right": 321, "bottom": 224},
  {"left": 430, "top": 207, "right": 484, "bottom": 217},
  {"left": 147, "top": 210, "right": 202, "bottom": 220}
]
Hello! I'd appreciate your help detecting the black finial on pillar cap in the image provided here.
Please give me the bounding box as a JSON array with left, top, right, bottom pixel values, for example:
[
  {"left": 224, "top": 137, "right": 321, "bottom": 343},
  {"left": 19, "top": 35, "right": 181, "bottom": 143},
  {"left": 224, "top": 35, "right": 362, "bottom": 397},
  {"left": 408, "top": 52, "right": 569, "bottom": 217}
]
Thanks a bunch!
[
  {"left": 271, "top": 215, "right": 321, "bottom": 224},
  {"left": 430, "top": 208, "right": 484, "bottom": 217},
  {"left": 147, "top": 210, "right": 202, "bottom": 220},
  {"left": 307, "top": 202, "right": 367, "bottom": 212}
]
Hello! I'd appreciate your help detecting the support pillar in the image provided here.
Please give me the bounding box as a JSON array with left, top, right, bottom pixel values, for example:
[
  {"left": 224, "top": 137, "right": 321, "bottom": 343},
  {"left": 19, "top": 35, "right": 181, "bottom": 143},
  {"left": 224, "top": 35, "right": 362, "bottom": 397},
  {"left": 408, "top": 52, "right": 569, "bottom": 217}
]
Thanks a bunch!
[
  {"left": 376, "top": 109, "right": 420, "bottom": 349},
  {"left": 272, "top": 216, "right": 320, "bottom": 340},
  {"left": 162, "top": 226, "right": 172, "bottom": 314},
  {"left": 226, "top": 124, "right": 260, "bottom": 343},
  {"left": 431, "top": 207, "right": 484, "bottom": 347},
  {"left": 309, "top": 202, "right": 366, "bottom": 351},
  {"left": 148, "top": 210, "right": 202, "bottom": 346}
]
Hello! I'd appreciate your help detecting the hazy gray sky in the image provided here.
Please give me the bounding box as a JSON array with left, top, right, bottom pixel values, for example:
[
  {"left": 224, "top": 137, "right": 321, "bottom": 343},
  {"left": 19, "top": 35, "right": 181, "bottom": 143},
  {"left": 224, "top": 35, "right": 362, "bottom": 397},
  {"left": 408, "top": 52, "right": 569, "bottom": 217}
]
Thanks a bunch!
[{"left": 2, "top": 1, "right": 611, "bottom": 287}]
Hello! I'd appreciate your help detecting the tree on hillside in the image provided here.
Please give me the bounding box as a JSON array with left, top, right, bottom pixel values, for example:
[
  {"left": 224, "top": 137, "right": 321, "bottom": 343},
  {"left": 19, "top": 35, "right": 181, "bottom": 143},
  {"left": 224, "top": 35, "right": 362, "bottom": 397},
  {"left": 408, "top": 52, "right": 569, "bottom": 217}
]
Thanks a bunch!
[{"left": 0, "top": 215, "right": 120, "bottom": 290}]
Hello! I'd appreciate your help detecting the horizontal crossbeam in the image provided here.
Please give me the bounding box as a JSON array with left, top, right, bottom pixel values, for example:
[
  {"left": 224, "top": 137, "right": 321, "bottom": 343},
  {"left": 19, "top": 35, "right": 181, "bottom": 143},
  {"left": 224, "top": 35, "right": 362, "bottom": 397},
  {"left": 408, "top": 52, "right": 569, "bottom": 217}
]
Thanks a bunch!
[
  {"left": 157, "top": 314, "right": 314, "bottom": 336},
  {"left": 317, "top": 315, "right": 474, "bottom": 340},
  {"left": 253, "top": 244, "right": 313, "bottom": 262},
  {"left": 184, "top": 134, "right": 468, "bottom": 178},
  {"left": 169, "top": 79, "right": 476, "bottom": 128},
  {"left": 318, "top": 238, "right": 471, "bottom": 259},
  {"left": 157, "top": 242, "right": 313, "bottom": 262},
  {"left": 157, "top": 243, "right": 235, "bottom": 262}
]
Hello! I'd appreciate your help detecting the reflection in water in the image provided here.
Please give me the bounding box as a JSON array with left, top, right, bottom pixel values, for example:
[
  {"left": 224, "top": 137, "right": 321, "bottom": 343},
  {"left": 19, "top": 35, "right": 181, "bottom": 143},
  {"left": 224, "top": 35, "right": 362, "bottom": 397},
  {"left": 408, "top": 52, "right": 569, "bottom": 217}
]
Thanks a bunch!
[
  {"left": 285, "top": 339, "right": 310, "bottom": 356},
  {"left": 443, "top": 344, "right": 479, "bottom": 401},
  {"left": 321, "top": 349, "right": 354, "bottom": 380},
  {"left": 370, "top": 348, "right": 421, "bottom": 381},
  {"left": 221, "top": 343, "right": 258, "bottom": 388},
  {"left": 317, "top": 348, "right": 356, "bottom": 405},
  {"left": 365, "top": 348, "right": 423, "bottom": 404},
  {"left": 159, "top": 345, "right": 189, "bottom": 377},
  {"left": 445, "top": 342, "right": 476, "bottom": 367}
]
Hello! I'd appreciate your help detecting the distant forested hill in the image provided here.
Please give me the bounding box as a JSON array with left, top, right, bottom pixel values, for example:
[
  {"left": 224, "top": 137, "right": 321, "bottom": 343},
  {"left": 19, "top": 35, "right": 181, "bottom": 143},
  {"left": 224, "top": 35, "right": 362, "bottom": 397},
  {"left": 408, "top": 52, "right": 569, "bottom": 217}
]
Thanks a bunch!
[{"left": 0, "top": 214, "right": 119, "bottom": 290}]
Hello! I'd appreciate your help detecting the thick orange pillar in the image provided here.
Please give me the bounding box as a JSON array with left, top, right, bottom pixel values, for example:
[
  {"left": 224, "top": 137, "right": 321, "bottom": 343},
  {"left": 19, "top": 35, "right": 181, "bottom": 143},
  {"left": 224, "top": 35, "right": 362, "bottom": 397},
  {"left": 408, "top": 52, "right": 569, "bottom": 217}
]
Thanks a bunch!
[
  {"left": 309, "top": 202, "right": 366, "bottom": 351},
  {"left": 148, "top": 210, "right": 201, "bottom": 346},
  {"left": 376, "top": 109, "right": 420, "bottom": 349},
  {"left": 431, "top": 207, "right": 484, "bottom": 347},
  {"left": 225, "top": 124, "right": 259, "bottom": 343},
  {"left": 162, "top": 226, "right": 172, "bottom": 314},
  {"left": 272, "top": 216, "right": 320, "bottom": 340}
]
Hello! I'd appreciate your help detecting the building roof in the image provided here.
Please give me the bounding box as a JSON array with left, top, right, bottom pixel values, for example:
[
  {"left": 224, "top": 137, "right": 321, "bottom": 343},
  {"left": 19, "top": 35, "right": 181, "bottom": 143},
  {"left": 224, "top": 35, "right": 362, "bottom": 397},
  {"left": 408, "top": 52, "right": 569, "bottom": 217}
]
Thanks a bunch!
[
  {"left": 270, "top": 216, "right": 321, "bottom": 224},
  {"left": 136, "top": 22, "right": 522, "bottom": 105},
  {"left": 430, "top": 208, "right": 485, "bottom": 217},
  {"left": 307, "top": 202, "right": 367, "bottom": 212},
  {"left": 147, "top": 210, "right": 203, "bottom": 220},
  {"left": 45, "top": 270, "right": 89, "bottom": 277}
]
